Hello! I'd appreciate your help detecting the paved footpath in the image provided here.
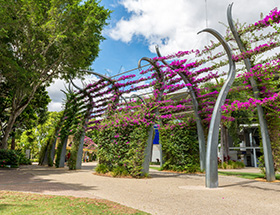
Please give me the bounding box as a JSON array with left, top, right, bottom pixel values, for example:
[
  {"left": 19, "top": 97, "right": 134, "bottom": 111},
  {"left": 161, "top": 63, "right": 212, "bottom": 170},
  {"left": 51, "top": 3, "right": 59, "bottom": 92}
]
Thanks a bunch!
[{"left": 1, "top": 162, "right": 280, "bottom": 215}]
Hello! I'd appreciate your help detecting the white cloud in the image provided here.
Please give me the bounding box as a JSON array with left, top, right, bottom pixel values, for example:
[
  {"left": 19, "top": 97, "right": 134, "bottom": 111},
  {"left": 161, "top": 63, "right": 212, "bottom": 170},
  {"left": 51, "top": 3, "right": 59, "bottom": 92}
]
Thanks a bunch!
[
  {"left": 47, "top": 75, "right": 99, "bottom": 112},
  {"left": 109, "top": 0, "right": 279, "bottom": 55},
  {"left": 47, "top": 0, "right": 279, "bottom": 111}
]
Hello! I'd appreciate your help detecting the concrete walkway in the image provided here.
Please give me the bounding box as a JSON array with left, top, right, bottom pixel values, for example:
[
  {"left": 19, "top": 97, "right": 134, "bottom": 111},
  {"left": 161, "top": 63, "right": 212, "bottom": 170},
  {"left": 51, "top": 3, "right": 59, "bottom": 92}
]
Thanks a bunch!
[{"left": 1, "top": 162, "right": 280, "bottom": 215}]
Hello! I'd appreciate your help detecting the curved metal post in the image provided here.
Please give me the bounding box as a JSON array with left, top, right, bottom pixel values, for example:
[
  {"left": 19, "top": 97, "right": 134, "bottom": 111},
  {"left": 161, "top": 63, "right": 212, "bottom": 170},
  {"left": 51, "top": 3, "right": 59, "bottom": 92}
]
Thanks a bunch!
[
  {"left": 83, "top": 70, "right": 128, "bottom": 106},
  {"left": 227, "top": 3, "right": 275, "bottom": 181},
  {"left": 58, "top": 136, "right": 68, "bottom": 167},
  {"left": 198, "top": 28, "right": 236, "bottom": 188},
  {"left": 155, "top": 46, "right": 206, "bottom": 171},
  {"left": 69, "top": 78, "right": 93, "bottom": 169},
  {"left": 50, "top": 134, "right": 58, "bottom": 164},
  {"left": 138, "top": 57, "right": 166, "bottom": 101},
  {"left": 138, "top": 58, "right": 165, "bottom": 172},
  {"left": 129, "top": 94, "right": 146, "bottom": 105},
  {"left": 56, "top": 86, "right": 74, "bottom": 168}
]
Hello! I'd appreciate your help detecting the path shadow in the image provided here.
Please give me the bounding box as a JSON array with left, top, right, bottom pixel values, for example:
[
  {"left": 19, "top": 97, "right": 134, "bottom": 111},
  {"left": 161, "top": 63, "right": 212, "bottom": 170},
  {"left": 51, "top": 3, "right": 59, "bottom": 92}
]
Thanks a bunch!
[
  {"left": 219, "top": 180, "right": 258, "bottom": 188},
  {"left": 220, "top": 179, "right": 280, "bottom": 193},
  {"left": 17, "top": 162, "right": 97, "bottom": 176},
  {"left": 149, "top": 170, "right": 205, "bottom": 179},
  {"left": 0, "top": 168, "right": 97, "bottom": 195}
]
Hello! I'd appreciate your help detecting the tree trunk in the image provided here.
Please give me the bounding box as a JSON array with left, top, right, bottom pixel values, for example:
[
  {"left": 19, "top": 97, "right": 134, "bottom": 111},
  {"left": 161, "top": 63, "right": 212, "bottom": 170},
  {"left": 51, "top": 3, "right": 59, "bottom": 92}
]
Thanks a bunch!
[
  {"left": 1, "top": 86, "right": 38, "bottom": 149},
  {"left": 1, "top": 113, "right": 17, "bottom": 149},
  {"left": 11, "top": 132, "right": 16, "bottom": 150}
]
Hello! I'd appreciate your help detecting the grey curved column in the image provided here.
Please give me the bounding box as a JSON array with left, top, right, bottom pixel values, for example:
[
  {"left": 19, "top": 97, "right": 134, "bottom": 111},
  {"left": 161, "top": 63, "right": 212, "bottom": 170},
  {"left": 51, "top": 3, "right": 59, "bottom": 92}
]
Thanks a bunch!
[
  {"left": 198, "top": 28, "right": 236, "bottom": 188},
  {"left": 138, "top": 58, "right": 165, "bottom": 173},
  {"left": 83, "top": 70, "right": 128, "bottom": 106},
  {"left": 129, "top": 94, "right": 147, "bottom": 105},
  {"left": 155, "top": 46, "right": 206, "bottom": 171},
  {"left": 58, "top": 87, "right": 74, "bottom": 168},
  {"left": 69, "top": 78, "right": 93, "bottom": 170},
  {"left": 227, "top": 3, "right": 275, "bottom": 182}
]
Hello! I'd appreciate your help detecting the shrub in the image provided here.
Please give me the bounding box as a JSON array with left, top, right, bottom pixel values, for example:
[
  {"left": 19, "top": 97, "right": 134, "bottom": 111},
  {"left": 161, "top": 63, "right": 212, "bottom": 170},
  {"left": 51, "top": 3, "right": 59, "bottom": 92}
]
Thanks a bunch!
[
  {"left": 0, "top": 149, "right": 19, "bottom": 168},
  {"left": 218, "top": 160, "right": 245, "bottom": 169},
  {"left": 95, "top": 163, "right": 110, "bottom": 174},
  {"left": 15, "top": 150, "right": 32, "bottom": 165},
  {"left": 160, "top": 120, "right": 200, "bottom": 173},
  {"left": 94, "top": 107, "right": 155, "bottom": 177},
  {"left": 111, "top": 166, "right": 129, "bottom": 177}
]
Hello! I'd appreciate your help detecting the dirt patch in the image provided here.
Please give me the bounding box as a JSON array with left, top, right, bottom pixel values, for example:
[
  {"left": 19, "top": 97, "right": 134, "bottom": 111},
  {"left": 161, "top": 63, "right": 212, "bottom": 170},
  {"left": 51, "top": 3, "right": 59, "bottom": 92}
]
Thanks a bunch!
[{"left": 254, "top": 178, "right": 280, "bottom": 183}]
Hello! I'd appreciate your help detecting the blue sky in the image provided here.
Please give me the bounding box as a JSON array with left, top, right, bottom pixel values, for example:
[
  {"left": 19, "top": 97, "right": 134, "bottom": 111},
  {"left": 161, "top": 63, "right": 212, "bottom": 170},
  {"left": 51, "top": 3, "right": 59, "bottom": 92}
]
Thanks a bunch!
[
  {"left": 47, "top": 0, "right": 279, "bottom": 111},
  {"left": 92, "top": 0, "right": 154, "bottom": 76}
]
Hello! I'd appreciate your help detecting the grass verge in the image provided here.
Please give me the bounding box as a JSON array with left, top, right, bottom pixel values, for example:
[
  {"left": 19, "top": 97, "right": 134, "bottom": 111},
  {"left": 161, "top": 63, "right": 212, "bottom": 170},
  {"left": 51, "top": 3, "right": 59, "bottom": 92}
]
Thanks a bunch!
[
  {"left": 0, "top": 191, "right": 150, "bottom": 215},
  {"left": 149, "top": 166, "right": 161, "bottom": 171},
  {"left": 218, "top": 171, "right": 280, "bottom": 180}
]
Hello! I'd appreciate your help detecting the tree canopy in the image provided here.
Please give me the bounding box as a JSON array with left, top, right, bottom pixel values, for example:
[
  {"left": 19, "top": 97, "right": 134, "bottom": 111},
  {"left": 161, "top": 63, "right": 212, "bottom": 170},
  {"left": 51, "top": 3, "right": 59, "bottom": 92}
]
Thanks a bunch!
[{"left": 0, "top": 0, "right": 110, "bottom": 148}]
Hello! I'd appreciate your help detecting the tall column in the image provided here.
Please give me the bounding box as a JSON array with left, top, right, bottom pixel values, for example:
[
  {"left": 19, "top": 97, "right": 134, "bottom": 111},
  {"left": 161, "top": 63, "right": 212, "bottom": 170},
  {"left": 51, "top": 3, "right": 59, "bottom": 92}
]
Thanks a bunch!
[
  {"left": 141, "top": 126, "right": 154, "bottom": 175},
  {"left": 58, "top": 136, "right": 68, "bottom": 168},
  {"left": 227, "top": 3, "right": 275, "bottom": 181}
]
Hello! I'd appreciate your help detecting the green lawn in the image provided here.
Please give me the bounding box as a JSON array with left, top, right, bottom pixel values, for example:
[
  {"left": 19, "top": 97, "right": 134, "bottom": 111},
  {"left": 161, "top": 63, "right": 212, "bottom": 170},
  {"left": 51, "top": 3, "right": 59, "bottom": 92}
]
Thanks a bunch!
[
  {"left": 150, "top": 166, "right": 280, "bottom": 181},
  {"left": 218, "top": 171, "right": 280, "bottom": 180},
  {"left": 149, "top": 166, "right": 161, "bottom": 171},
  {"left": 0, "top": 191, "right": 150, "bottom": 215}
]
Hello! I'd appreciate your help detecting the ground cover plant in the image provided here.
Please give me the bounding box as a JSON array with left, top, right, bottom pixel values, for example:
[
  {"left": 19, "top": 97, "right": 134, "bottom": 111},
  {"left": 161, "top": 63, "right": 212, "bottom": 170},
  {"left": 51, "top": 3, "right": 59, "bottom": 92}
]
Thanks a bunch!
[{"left": 0, "top": 191, "right": 149, "bottom": 215}]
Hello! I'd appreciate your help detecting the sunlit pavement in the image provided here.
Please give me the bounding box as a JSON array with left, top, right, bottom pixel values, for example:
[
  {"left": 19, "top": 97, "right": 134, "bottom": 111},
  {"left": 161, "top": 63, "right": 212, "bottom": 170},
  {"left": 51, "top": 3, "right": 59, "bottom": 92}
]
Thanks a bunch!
[{"left": 1, "top": 162, "right": 280, "bottom": 215}]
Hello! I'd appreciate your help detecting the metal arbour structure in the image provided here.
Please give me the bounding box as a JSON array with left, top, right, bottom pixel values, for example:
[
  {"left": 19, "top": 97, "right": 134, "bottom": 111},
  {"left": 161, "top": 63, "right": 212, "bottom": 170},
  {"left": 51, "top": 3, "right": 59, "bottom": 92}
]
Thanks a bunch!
[
  {"left": 153, "top": 28, "right": 236, "bottom": 188},
  {"left": 227, "top": 3, "right": 275, "bottom": 182},
  {"left": 63, "top": 71, "right": 127, "bottom": 169},
  {"left": 40, "top": 71, "right": 122, "bottom": 169},
  {"left": 199, "top": 28, "right": 236, "bottom": 188},
  {"left": 155, "top": 46, "right": 206, "bottom": 171},
  {"left": 40, "top": 3, "right": 280, "bottom": 187},
  {"left": 138, "top": 56, "right": 166, "bottom": 172}
]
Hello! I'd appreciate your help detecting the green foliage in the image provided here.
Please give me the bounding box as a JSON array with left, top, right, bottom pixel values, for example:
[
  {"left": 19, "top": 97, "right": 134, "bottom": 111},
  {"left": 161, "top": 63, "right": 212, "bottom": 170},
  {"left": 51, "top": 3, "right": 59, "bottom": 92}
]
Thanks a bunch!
[
  {"left": 160, "top": 120, "right": 201, "bottom": 173},
  {"left": 218, "top": 160, "right": 245, "bottom": 169},
  {"left": 259, "top": 114, "right": 280, "bottom": 173},
  {"left": 94, "top": 107, "right": 154, "bottom": 177},
  {"left": 15, "top": 149, "right": 32, "bottom": 165},
  {"left": 55, "top": 91, "right": 80, "bottom": 168},
  {"left": 55, "top": 137, "right": 65, "bottom": 168},
  {"left": 18, "top": 128, "right": 38, "bottom": 157},
  {"left": 0, "top": 149, "right": 19, "bottom": 168},
  {"left": 0, "top": 0, "right": 110, "bottom": 148},
  {"left": 68, "top": 126, "right": 85, "bottom": 170},
  {"left": 111, "top": 166, "right": 129, "bottom": 177},
  {"left": 39, "top": 128, "right": 55, "bottom": 166},
  {"left": 38, "top": 111, "right": 62, "bottom": 166},
  {"left": 95, "top": 163, "right": 110, "bottom": 174}
]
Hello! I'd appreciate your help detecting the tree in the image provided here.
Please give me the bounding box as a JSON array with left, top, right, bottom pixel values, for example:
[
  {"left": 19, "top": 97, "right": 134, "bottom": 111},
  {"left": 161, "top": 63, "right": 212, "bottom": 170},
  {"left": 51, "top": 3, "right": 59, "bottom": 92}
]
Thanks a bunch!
[
  {"left": 35, "top": 111, "right": 61, "bottom": 149},
  {"left": 18, "top": 111, "right": 59, "bottom": 159},
  {"left": 0, "top": 83, "right": 51, "bottom": 150},
  {"left": 0, "top": 0, "right": 110, "bottom": 148}
]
